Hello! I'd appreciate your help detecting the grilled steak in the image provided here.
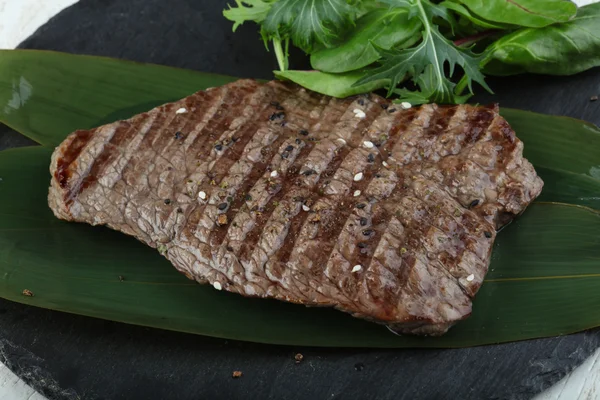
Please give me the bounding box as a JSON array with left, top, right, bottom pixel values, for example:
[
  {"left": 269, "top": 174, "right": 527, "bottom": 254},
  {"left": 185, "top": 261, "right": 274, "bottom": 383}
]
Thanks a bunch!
[{"left": 48, "top": 79, "right": 543, "bottom": 336}]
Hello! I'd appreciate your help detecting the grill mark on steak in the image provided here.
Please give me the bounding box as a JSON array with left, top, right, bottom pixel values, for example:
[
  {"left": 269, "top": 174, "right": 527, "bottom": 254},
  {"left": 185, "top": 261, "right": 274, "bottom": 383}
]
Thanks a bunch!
[
  {"left": 209, "top": 124, "right": 291, "bottom": 251},
  {"left": 233, "top": 119, "right": 326, "bottom": 261},
  {"left": 401, "top": 187, "right": 476, "bottom": 297},
  {"left": 178, "top": 86, "right": 266, "bottom": 241},
  {"left": 48, "top": 79, "right": 544, "bottom": 336},
  {"left": 228, "top": 139, "right": 310, "bottom": 257},
  {"left": 229, "top": 92, "right": 348, "bottom": 266},
  {"left": 275, "top": 106, "right": 375, "bottom": 264},
  {"left": 54, "top": 129, "right": 94, "bottom": 190},
  {"left": 179, "top": 89, "right": 228, "bottom": 160},
  {"left": 387, "top": 107, "right": 419, "bottom": 143},
  {"left": 353, "top": 191, "right": 396, "bottom": 281},
  {"left": 83, "top": 119, "right": 136, "bottom": 184},
  {"left": 249, "top": 99, "right": 384, "bottom": 301},
  {"left": 183, "top": 87, "right": 247, "bottom": 173},
  {"left": 427, "top": 106, "right": 457, "bottom": 137},
  {"left": 61, "top": 125, "right": 122, "bottom": 206},
  {"left": 290, "top": 105, "right": 386, "bottom": 300},
  {"left": 274, "top": 109, "right": 356, "bottom": 266},
  {"left": 115, "top": 103, "right": 179, "bottom": 195}
]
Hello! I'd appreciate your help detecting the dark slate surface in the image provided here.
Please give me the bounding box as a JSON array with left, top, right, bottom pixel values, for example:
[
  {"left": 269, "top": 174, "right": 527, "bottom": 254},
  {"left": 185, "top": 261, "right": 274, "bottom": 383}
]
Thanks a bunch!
[{"left": 0, "top": 0, "right": 599, "bottom": 399}]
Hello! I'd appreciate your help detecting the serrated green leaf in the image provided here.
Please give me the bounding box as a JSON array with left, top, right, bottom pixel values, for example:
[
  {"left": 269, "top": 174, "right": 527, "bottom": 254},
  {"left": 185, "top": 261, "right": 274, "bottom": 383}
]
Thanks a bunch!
[
  {"left": 394, "top": 65, "right": 472, "bottom": 104},
  {"left": 355, "top": 0, "right": 489, "bottom": 104},
  {"left": 262, "top": 0, "right": 356, "bottom": 53}
]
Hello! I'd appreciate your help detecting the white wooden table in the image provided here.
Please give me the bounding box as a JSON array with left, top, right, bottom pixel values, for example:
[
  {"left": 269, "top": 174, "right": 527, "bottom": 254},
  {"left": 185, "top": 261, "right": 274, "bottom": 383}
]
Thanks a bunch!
[{"left": 0, "top": 1, "right": 598, "bottom": 399}]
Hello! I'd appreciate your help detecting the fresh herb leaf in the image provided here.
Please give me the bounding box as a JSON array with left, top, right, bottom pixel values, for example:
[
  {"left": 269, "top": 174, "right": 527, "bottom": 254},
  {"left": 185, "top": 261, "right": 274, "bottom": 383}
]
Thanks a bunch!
[
  {"left": 394, "top": 65, "right": 471, "bottom": 105},
  {"left": 223, "top": 0, "right": 276, "bottom": 32},
  {"left": 262, "top": 0, "right": 357, "bottom": 53},
  {"left": 310, "top": 8, "right": 422, "bottom": 73},
  {"left": 224, "top": 0, "right": 600, "bottom": 105},
  {"left": 484, "top": 3, "right": 600, "bottom": 76},
  {"left": 453, "top": 0, "right": 577, "bottom": 29},
  {"left": 275, "top": 69, "right": 389, "bottom": 98},
  {"left": 439, "top": 1, "right": 516, "bottom": 30},
  {"left": 356, "top": 0, "right": 490, "bottom": 104}
]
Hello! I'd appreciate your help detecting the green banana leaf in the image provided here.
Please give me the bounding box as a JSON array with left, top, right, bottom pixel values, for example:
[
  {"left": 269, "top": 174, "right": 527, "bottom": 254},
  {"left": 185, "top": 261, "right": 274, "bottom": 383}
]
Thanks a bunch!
[{"left": 0, "top": 50, "right": 599, "bottom": 348}]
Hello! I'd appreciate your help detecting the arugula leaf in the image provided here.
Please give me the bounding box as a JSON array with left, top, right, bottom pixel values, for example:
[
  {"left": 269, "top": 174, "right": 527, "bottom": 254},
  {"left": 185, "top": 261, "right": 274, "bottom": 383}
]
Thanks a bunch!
[
  {"left": 223, "top": 0, "right": 276, "bottom": 32},
  {"left": 262, "top": 0, "right": 357, "bottom": 53},
  {"left": 394, "top": 65, "right": 471, "bottom": 105},
  {"left": 356, "top": 0, "right": 490, "bottom": 104}
]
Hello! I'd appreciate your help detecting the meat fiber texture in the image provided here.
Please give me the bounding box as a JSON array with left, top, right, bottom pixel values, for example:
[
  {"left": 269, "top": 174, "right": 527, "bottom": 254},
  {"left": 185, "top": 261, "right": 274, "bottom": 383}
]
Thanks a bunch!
[{"left": 48, "top": 79, "right": 543, "bottom": 336}]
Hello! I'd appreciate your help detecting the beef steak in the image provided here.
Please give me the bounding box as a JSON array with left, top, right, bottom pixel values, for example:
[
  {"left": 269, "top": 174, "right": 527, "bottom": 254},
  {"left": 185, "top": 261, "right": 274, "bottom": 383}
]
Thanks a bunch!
[{"left": 48, "top": 79, "right": 543, "bottom": 336}]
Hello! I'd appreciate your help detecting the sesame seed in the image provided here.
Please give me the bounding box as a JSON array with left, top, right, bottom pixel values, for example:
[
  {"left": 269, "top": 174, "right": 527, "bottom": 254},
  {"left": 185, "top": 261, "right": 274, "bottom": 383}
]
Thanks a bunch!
[
  {"left": 363, "top": 141, "right": 374, "bottom": 149},
  {"left": 400, "top": 102, "right": 412, "bottom": 109},
  {"left": 353, "top": 190, "right": 361, "bottom": 197},
  {"left": 337, "top": 138, "right": 347, "bottom": 145},
  {"left": 353, "top": 109, "right": 366, "bottom": 119},
  {"left": 198, "top": 191, "right": 207, "bottom": 200},
  {"left": 382, "top": 161, "right": 389, "bottom": 168},
  {"left": 302, "top": 204, "right": 310, "bottom": 212},
  {"left": 175, "top": 107, "right": 188, "bottom": 114},
  {"left": 352, "top": 265, "right": 362, "bottom": 273},
  {"left": 213, "top": 281, "right": 222, "bottom": 290},
  {"left": 353, "top": 172, "right": 364, "bottom": 182},
  {"left": 466, "top": 274, "right": 475, "bottom": 282},
  {"left": 270, "top": 170, "right": 279, "bottom": 178}
]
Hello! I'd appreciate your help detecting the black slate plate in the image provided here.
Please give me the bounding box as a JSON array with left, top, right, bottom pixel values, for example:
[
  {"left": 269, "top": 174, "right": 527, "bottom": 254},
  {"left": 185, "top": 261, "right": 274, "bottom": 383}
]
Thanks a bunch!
[{"left": 1, "top": 0, "right": 599, "bottom": 399}]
